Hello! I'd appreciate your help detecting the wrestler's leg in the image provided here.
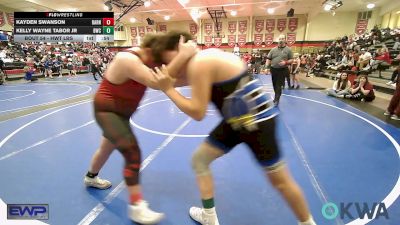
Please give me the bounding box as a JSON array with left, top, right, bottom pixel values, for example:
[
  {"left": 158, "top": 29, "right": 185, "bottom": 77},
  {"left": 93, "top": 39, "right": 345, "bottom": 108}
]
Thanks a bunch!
[
  {"left": 84, "top": 136, "right": 114, "bottom": 189},
  {"left": 189, "top": 142, "right": 224, "bottom": 225},
  {"left": 95, "top": 111, "right": 164, "bottom": 224}
]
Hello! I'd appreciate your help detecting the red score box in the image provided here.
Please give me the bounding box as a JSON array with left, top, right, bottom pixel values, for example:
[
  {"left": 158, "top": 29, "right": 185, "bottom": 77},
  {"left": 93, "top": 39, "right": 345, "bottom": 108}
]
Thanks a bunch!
[{"left": 102, "top": 18, "right": 114, "bottom": 26}]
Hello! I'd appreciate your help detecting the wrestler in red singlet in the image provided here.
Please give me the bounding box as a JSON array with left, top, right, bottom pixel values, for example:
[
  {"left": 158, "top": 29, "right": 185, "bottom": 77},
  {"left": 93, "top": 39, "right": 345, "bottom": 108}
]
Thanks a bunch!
[
  {"left": 94, "top": 50, "right": 158, "bottom": 119},
  {"left": 86, "top": 31, "right": 196, "bottom": 224}
]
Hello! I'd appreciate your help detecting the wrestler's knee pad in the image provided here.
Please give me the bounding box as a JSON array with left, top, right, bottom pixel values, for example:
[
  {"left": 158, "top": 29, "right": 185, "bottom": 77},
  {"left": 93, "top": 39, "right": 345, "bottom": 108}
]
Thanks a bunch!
[
  {"left": 115, "top": 136, "right": 141, "bottom": 185},
  {"left": 115, "top": 136, "right": 139, "bottom": 154},
  {"left": 191, "top": 146, "right": 217, "bottom": 176}
]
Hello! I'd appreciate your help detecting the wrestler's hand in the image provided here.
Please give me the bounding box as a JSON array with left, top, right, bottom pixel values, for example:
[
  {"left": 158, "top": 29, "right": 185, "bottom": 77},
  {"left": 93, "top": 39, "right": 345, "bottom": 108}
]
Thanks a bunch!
[
  {"left": 152, "top": 65, "right": 176, "bottom": 92},
  {"left": 178, "top": 35, "right": 198, "bottom": 58}
]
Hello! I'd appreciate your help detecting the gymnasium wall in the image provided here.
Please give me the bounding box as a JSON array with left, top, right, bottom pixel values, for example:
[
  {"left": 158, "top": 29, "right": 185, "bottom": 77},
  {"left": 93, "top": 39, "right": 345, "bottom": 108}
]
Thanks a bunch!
[
  {"left": 120, "top": 15, "right": 307, "bottom": 48},
  {"left": 305, "top": 9, "right": 381, "bottom": 41},
  {"left": 111, "top": 20, "right": 195, "bottom": 47},
  {"left": 120, "top": 10, "right": 385, "bottom": 48},
  {"left": 0, "top": 4, "right": 395, "bottom": 50},
  {"left": 0, "top": 5, "right": 15, "bottom": 32},
  {"left": 380, "top": 7, "right": 400, "bottom": 29}
]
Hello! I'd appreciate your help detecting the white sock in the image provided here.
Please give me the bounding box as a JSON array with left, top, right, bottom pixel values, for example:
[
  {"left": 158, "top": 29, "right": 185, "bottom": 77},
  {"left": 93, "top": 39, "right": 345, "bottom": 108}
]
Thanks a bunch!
[
  {"left": 204, "top": 207, "right": 216, "bottom": 215},
  {"left": 203, "top": 207, "right": 219, "bottom": 225},
  {"left": 299, "top": 215, "right": 316, "bottom": 225}
]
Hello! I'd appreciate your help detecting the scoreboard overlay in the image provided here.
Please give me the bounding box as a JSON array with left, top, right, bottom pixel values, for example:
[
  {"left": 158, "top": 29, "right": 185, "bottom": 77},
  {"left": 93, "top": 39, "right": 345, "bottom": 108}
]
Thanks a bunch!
[{"left": 13, "top": 12, "right": 114, "bottom": 43}]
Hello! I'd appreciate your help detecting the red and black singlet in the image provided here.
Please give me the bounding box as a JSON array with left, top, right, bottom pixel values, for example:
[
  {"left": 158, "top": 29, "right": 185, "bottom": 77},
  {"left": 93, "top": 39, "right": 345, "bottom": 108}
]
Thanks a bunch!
[{"left": 94, "top": 50, "right": 159, "bottom": 118}]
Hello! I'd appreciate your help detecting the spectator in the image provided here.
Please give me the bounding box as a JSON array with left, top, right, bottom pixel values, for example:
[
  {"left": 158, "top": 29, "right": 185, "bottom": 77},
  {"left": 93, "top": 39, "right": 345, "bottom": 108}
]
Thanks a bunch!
[
  {"left": 353, "top": 49, "right": 360, "bottom": 63},
  {"left": 395, "top": 53, "right": 400, "bottom": 61},
  {"left": 0, "top": 67, "right": 4, "bottom": 85},
  {"left": 24, "top": 65, "right": 37, "bottom": 82},
  {"left": 370, "top": 47, "right": 391, "bottom": 70},
  {"left": 233, "top": 43, "right": 240, "bottom": 56},
  {"left": 52, "top": 58, "right": 62, "bottom": 77},
  {"left": 249, "top": 53, "right": 256, "bottom": 74},
  {"left": 44, "top": 57, "right": 53, "bottom": 78},
  {"left": 357, "top": 49, "right": 372, "bottom": 70},
  {"left": 307, "top": 54, "right": 317, "bottom": 77},
  {"left": 386, "top": 66, "right": 400, "bottom": 87},
  {"left": 327, "top": 72, "right": 352, "bottom": 98},
  {"left": 375, "top": 47, "right": 391, "bottom": 64},
  {"left": 300, "top": 54, "right": 308, "bottom": 76},
  {"left": 242, "top": 52, "right": 251, "bottom": 66},
  {"left": 91, "top": 58, "right": 103, "bottom": 81},
  {"left": 253, "top": 50, "right": 263, "bottom": 74},
  {"left": 344, "top": 75, "right": 375, "bottom": 102},
  {"left": 67, "top": 59, "right": 76, "bottom": 77},
  {"left": 328, "top": 51, "right": 349, "bottom": 71},
  {"left": 290, "top": 53, "right": 301, "bottom": 89},
  {"left": 0, "top": 57, "right": 4, "bottom": 73},
  {"left": 384, "top": 67, "right": 400, "bottom": 120},
  {"left": 393, "top": 37, "right": 400, "bottom": 50}
]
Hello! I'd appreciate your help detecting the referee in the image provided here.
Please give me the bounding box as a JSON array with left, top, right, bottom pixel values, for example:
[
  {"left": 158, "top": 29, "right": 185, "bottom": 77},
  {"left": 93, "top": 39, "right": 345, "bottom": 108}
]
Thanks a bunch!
[{"left": 266, "top": 34, "right": 293, "bottom": 106}]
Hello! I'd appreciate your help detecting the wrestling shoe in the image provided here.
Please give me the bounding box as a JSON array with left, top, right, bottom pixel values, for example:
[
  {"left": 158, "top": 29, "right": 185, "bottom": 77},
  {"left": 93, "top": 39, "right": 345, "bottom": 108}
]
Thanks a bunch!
[
  {"left": 84, "top": 176, "right": 112, "bottom": 189},
  {"left": 129, "top": 200, "right": 165, "bottom": 224},
  {"left": 189, "top": 207, "right": 220, "bottom": 225}
]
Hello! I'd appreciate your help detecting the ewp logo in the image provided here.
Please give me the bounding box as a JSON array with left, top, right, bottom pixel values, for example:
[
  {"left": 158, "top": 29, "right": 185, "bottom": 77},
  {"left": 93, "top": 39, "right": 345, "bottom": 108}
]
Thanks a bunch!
[
  {"left": 7, "top": 204, "right": 49, "bottom": 220},
  {"left": 322, "top": 202, "right": 389, "bottom": 220}
]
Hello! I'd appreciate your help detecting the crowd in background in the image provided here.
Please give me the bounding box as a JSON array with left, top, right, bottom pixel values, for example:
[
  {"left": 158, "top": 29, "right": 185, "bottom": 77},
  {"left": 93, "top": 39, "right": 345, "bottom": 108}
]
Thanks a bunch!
[
  {"left": 236, "top": 27, "right": 400, "bottom": 79},
  {"left": 0, "top": 27, "right": 399, "bottom": 109},
  {"left": 231, "top": 26, "right": 400, "bottom": 113},
  {"left": 0, "top": 41, "right": 115, "bottom": 80}
]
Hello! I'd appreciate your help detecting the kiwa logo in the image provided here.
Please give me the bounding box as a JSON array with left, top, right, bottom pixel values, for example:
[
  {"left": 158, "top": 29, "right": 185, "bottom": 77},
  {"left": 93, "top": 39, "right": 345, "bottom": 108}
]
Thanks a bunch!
[{"left": 321, "top": 202, "right": 389, "bottom": 220}]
